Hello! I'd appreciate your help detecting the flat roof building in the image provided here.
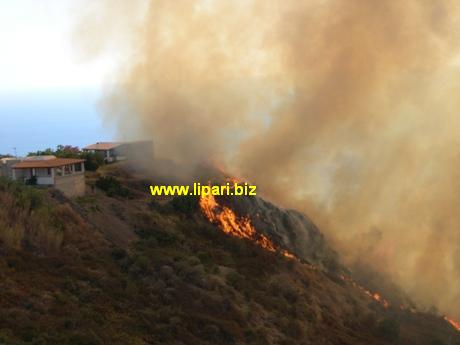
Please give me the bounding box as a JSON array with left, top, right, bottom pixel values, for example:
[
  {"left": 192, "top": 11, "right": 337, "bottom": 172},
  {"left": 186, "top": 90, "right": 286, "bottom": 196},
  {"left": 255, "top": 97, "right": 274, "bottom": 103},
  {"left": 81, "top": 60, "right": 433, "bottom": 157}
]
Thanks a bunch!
[
  {"left": 12, "top": 156, "right": 86, "bottom": 198},
  {"left": 83, "top": 141, "right": 153, "bottom": 163}
]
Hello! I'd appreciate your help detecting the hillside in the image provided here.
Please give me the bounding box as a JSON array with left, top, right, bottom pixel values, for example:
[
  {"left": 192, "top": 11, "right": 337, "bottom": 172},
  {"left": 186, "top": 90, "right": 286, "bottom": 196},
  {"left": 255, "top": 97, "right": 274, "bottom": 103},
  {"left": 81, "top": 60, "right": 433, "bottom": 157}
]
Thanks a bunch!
[{"left": 0, "top": 166, "right": 458, "bottom": 345}]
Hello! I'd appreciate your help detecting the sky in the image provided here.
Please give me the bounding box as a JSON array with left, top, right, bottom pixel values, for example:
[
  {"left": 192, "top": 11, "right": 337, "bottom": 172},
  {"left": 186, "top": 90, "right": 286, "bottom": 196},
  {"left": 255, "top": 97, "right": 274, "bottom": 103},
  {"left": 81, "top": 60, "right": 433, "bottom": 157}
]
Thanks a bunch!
[{"left": 0, "top": 0, "right": 116, "bottom": 156}]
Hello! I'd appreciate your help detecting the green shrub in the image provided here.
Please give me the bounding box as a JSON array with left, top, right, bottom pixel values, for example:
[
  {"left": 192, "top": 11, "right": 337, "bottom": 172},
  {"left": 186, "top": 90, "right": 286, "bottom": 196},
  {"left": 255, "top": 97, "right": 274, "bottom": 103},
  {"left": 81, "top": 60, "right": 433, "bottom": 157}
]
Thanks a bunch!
[
  {"left": 55, "top": 145, "right": 80, "bottom": 158},
  {"left": 148, "top": 199, "right": 174, "bottom": 214},
  {"left": 226, "top": 271, "right": 245, "bottom": 289},
  {"left": 151, "top": 230, "right": 178, "bottom": 246},
  {"left": 134, "top": 255, "right": 149, "bottom": 272},
  {"left": 81, "top": 152, "right": 104, "bottom": 171},
  {"left": 170, "top": 195, "right": 199, "bottom": 215},
  {"left": 75, "top": 195, "right": 100, "bottom": 212},
  {"left": 0, "top": 178, "right": 65, "bottom": 251},
  {"left": 25, "top": 176, "right": 37, "bottom": 186},
  {"left": 0, "top": 178, "right": 44, "bottom": 212},
  {"left": 95, "top": 176, "right": 130, "bottom": 198}
]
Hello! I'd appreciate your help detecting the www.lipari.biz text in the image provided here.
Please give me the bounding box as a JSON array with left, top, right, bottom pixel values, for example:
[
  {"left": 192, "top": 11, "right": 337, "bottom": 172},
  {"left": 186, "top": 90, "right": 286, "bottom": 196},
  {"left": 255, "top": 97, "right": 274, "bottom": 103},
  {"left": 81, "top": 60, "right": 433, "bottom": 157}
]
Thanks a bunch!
[{"left": 149, "top": 182, "right": 257, "bottom": 196}]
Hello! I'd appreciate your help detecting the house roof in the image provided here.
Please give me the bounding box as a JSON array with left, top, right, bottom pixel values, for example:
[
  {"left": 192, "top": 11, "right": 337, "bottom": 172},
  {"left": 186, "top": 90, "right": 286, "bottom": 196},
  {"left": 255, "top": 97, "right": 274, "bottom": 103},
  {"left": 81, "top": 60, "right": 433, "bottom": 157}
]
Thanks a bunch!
[
  {"left": 13, "top": 158, "right": 85, "bottom": 169},
  {"left": 83, "top": 142, "right": 124, "bottom": 151},
  {"left": 24, "top": 155, "right": 56, "bottom": 161},
  {"left": 1, "top": 158, "right": 21, "bottom": 163}
]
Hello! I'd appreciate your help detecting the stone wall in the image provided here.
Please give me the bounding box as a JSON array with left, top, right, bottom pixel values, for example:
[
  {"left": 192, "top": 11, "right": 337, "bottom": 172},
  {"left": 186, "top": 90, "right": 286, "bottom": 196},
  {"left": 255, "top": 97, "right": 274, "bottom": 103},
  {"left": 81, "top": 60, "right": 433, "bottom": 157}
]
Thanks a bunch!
[{"left": 54, "top": 173, "right": 85, "bottom": 198}]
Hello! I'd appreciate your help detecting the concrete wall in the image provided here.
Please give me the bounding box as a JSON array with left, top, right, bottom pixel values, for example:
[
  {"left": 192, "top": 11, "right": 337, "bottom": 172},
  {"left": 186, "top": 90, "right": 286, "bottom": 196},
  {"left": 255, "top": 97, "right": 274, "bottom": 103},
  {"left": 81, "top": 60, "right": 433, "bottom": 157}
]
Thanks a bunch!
[{"left": 54, "top": 173, "right": 85, "bottom": 198}]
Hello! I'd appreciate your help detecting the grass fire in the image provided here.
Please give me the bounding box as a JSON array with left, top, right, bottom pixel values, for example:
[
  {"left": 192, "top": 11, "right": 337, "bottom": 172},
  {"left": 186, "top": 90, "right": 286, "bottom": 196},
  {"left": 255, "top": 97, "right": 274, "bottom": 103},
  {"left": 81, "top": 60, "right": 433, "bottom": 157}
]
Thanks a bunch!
[{"left": 199, "top": 192, "right": 295, "bottom": 259}]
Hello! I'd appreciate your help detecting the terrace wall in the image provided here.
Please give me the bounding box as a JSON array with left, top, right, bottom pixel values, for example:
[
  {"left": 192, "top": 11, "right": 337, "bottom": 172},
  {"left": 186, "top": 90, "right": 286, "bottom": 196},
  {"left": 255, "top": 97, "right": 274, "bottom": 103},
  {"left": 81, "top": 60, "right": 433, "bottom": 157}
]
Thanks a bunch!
[{"left": 54, "top": 173, "right": 85, "bottom": 198}]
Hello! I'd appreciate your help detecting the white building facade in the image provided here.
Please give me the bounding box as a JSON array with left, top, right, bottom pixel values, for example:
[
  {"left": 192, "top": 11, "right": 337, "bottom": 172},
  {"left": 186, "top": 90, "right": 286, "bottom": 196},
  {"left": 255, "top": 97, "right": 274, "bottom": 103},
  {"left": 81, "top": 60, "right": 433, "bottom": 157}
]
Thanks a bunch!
[{"left": 12, "top": 156, "right": 86, "bottom": 197}]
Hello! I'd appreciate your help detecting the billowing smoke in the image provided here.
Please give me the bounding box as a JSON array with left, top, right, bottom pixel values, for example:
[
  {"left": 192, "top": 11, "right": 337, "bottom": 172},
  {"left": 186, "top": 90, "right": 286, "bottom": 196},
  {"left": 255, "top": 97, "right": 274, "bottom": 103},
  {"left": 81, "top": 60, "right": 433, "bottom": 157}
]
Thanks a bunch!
[{"left": 76, "top": 0, "right": 460, "bottom": 317}]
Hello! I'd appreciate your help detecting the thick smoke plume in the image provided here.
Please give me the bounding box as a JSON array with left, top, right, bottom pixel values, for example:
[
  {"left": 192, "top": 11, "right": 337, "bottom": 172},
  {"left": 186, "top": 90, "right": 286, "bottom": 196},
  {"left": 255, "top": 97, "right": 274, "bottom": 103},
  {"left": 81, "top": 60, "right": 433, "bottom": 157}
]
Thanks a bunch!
[{"left": 77, "top": 0, "right": 460, "bottom": 317}]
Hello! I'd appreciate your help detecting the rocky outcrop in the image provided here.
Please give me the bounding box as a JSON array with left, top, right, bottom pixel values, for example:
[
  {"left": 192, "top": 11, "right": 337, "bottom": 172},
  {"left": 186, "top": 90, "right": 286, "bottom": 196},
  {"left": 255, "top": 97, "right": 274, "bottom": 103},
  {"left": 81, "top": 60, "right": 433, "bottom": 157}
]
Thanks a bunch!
[{"left": 218, "top": 195, "right": 341, "bottom": 272}]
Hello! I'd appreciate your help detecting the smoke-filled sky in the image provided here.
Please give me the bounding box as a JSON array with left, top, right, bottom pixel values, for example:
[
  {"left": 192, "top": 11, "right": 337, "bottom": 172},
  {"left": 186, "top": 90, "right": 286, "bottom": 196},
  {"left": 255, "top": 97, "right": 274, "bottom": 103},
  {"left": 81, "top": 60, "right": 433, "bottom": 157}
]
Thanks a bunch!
[{"left": 76, "top": 0, "right": 460, "bottom": 318}]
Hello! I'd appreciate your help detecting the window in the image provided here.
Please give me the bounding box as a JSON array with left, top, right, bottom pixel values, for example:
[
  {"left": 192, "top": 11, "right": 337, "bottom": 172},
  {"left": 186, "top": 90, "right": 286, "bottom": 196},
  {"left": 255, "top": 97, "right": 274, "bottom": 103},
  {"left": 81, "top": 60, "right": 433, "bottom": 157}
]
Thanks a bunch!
[
  {"left": 64, "top": 165, "right": 72, "bottom": 175},
  {"left": 47, "top": 168, "right": 51, "bottom": 176},
  {"left": 74, "top": 163, "right": 82, "bottom": 172}
]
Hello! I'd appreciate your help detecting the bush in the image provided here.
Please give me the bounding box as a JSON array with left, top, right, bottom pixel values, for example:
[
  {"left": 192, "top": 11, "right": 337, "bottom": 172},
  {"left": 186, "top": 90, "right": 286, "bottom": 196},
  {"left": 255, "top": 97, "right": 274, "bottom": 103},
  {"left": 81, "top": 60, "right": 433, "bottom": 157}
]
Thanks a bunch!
[
  {"left": 226, "top": 271, "right": 245, "bottom": 289},
  {"left": 25, "top": 176, "right": 37, "bottom": 186},
  {"left": 0, "top": 178, "right": 64, "bottom": 252},
  {"left": 81, "top": 152, "right": 104, "bottom": 171},
  {"left": 136, "top": 228, "right": 179, "bottom": 246},
  {"left": 170, "top": 195, "right": 198, "bottom": 215},
  {"left": 7, "top": 180, "right": 44, "bottom": 211},
  {"left": 95, "top": 176, "right": 130, "bottom": 198},
  {"left": 133, "top": 255, "right": 149, "bottom": 273},
  {"left": 147, "top": 200, "right": 173, "bottom": 214},
  {"left": 55, "top": 145, "right": 80, "bottom": 158}
]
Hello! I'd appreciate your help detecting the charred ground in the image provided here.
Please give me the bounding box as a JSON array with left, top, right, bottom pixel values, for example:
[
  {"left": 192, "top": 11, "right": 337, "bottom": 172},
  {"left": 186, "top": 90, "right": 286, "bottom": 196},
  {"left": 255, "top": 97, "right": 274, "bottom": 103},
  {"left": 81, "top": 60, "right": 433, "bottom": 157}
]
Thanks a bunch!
[{"left": 0, "top": 164, "right": 458, "bottom": 345}]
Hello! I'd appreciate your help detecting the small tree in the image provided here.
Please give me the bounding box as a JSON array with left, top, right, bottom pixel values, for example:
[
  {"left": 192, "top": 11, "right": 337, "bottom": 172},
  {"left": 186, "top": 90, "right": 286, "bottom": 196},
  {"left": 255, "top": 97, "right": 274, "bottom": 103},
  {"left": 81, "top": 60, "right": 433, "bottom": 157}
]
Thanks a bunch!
[
  {"left": 26, "top": 145, "right": 105, "bottom": 171},
  {"left": 55, "top": 145, "right": 81, "bottom": 158},
  {"left": 81, "top": 152, "right": 104, "bottom": 171},
  {"left": 28, "top": 148, "right": 55, "bottom": 156}
]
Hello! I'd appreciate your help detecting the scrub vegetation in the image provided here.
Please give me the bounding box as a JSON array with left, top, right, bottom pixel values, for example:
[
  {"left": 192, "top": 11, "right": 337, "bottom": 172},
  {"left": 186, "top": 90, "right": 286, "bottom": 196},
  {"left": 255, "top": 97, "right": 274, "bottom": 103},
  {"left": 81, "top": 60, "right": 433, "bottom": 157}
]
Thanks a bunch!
[{"left": 0, "top": 167, "right": 457, "bottom": 345}]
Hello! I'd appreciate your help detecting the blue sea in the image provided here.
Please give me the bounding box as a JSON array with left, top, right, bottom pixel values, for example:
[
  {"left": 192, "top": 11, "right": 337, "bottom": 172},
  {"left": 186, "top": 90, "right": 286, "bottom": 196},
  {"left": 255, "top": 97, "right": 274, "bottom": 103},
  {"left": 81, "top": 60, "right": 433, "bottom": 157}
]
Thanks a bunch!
[{"left": 0, "top": 88, "right": 115, "bottom": 156}]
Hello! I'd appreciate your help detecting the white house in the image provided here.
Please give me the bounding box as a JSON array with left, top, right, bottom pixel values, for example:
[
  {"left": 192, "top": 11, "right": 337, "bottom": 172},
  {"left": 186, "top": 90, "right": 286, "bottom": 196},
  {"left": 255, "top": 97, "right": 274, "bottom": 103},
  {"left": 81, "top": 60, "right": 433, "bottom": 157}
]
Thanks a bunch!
[
  {"left": 12, "top": 156, "right": 86, "bottom": 197},
  {"left": 83, "top": 141, "right": 154, "bottom": 163},
  {"left": 82, "top": 142, "right": 125, "bottom": 162}
]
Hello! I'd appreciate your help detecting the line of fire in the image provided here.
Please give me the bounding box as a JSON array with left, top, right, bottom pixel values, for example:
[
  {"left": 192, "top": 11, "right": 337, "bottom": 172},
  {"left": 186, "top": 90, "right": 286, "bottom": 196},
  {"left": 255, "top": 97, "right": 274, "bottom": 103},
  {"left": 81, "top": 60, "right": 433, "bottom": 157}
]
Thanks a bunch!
[{"left": 197, "top": 182, "right": 460, "bottom": 334}]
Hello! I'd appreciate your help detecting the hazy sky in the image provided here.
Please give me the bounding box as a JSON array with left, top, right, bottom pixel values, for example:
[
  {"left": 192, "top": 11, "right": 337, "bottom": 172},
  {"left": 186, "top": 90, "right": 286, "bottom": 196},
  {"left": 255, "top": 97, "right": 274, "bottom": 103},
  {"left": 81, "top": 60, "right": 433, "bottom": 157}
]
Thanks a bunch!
[
  {"left": 0, "top": 0, "right": 114, "bottom": 91},
  {"left": 0, "top": 0, "right": 115, "bottom": 155}
]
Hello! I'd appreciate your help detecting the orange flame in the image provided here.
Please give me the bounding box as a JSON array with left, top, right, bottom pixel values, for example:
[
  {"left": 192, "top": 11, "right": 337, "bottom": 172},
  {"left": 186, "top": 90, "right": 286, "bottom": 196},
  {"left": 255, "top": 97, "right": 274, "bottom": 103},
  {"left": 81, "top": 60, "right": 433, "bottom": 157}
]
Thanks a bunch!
[
  {"left": 199, "top": 193, "right": 294, "bottom": 259},
  {"left": 444, "top": 316, "right": 460, "bottom": 332},
  {"left": 340, "top": 274, "right": 390, "bottom": 308},
  {"left": 225, "top": 176, "right": 242, "bottom": 184},
  {"left": 200, "top": 193, "right": 396, "bottom": 311}
]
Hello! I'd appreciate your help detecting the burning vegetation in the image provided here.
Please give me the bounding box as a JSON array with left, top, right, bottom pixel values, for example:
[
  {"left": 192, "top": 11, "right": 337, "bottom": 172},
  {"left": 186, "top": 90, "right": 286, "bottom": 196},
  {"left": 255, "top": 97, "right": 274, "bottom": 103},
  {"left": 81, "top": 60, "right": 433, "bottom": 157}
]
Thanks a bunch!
[
  {"left": 199, "top": 189, "right": 460, "bottom": 334},
  {"left": 199, "top": 193, "right": 295, "bottom": 259},
  {"left": 340, "top": 274, "right": 390, "bottom": 309},
  {"left": 445, "top": 316, "right": 460, "bottom": 332},
  {"left": 199, "top": 189, "right": 395, "bottom": 310}
]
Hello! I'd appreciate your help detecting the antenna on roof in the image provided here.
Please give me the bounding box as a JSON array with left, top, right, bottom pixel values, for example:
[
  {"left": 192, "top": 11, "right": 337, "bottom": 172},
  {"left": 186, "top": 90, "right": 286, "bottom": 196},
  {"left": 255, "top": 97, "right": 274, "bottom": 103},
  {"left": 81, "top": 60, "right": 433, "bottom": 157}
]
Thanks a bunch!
[{"left": 13, "top": 147, "right": 17, "bottom": 158}]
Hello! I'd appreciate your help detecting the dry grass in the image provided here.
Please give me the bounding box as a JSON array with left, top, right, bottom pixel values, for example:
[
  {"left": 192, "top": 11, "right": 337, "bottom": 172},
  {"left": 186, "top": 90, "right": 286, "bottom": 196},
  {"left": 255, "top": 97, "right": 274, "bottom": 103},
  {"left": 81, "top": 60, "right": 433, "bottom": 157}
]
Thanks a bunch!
[{"left": 0, "top": 177, "right": 65, "bottom": 253}]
